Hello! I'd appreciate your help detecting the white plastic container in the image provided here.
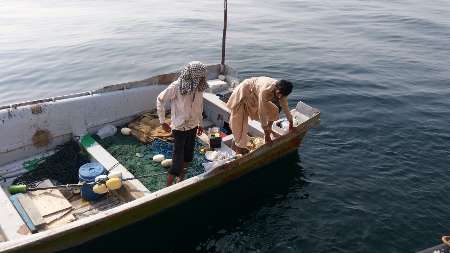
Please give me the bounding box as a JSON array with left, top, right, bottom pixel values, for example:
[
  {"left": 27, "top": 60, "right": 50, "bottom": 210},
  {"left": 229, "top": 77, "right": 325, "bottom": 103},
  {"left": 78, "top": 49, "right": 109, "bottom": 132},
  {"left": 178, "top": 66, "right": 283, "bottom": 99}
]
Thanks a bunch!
[
  {"left": 272, "top": 119, "right": 290, "bottom": 135},
  {"left": 97, "top": 125, "right": 117, "bottom": 139},
  {"left": 207, "top": 79, "right": 228, "bottom": 93},
  {"left": 291, "top": 109, "right": 309, "bottom": 126}
]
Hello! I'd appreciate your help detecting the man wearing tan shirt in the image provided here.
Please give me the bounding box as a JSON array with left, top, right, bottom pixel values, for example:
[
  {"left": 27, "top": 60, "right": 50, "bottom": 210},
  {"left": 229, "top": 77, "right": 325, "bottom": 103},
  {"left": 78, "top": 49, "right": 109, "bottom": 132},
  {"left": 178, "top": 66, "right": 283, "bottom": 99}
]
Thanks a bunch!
[
  {"left": 157, "top": 61, "right": 207, "bottom": 185},
  {"left": 226, "top": 77, "right": 294, "bottom": 154}
]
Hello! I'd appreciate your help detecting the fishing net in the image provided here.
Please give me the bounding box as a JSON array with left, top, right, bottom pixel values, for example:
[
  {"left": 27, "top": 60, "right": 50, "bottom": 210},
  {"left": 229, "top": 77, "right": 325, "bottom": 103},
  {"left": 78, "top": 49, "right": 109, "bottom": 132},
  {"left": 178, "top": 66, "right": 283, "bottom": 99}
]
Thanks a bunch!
[
  {"left": 96, "top": 133, "right": 208, "bottom": 192},
  {"left": 12, "top": 127, "right": 208, "bottom": 192},
  {"left": 144, "top": 139, "right": 208, "bottom": 179},
  {"left": 13, "top": 140, "right": 90, "bottom": 186},
  {"left": 127, "top": 112, "right": 172, "bottom": 143}
]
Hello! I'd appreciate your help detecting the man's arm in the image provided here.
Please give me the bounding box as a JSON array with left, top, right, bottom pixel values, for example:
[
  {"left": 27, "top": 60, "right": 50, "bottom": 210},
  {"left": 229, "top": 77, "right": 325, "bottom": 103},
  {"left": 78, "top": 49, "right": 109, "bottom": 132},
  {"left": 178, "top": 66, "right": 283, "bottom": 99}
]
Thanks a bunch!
[
  {"left": 156, "top": 84, "right": 176, "bottom": 131},
  {"left": 280, "top": 97, "right": 294, "bottom": 130},
  {"left": 195, "top": 92, "right": 204, "bottom": 135},
  {"left": 258, "top": 86, "right": 273, "bottom": 132}
]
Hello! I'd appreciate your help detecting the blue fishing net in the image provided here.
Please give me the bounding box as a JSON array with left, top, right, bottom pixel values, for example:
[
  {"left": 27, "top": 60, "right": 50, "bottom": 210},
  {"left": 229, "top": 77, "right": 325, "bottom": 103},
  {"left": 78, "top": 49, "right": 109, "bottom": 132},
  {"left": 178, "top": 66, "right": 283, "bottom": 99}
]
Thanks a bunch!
[
  {"left": 143, "top": 139, "right": 173, "bottom": 158},
  {"left": 143, "top": 139, "right": 208, "bottom": 179}
]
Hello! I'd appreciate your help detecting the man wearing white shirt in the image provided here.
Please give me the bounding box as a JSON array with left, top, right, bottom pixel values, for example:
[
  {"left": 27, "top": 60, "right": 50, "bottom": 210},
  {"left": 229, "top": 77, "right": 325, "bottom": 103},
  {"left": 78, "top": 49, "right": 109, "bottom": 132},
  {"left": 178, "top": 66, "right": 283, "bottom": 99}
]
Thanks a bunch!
[{"left": 156, "top": 61, "right": 207, "bottom": 186}]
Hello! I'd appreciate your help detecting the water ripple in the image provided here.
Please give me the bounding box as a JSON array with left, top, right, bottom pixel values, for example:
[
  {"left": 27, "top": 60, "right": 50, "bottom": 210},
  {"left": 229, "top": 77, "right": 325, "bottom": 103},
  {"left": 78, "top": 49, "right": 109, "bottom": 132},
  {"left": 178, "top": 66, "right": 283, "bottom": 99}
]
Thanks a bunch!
[{"left": 2, "top": 1, "right": 450, "bottom": 252}]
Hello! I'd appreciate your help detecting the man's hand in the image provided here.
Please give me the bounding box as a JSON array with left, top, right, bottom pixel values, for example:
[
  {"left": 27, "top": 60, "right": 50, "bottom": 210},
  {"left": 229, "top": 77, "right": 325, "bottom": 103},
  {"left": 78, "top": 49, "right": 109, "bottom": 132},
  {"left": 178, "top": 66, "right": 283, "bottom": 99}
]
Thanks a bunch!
[
  {"left": 197, "top": 126, "right": 204, "bottom": 136},
  {"left": 289, "top": 120, "right": 295, "bottom": 131},
  {"left": 161, "top": 123, "right": 171, "bottom": 133}
]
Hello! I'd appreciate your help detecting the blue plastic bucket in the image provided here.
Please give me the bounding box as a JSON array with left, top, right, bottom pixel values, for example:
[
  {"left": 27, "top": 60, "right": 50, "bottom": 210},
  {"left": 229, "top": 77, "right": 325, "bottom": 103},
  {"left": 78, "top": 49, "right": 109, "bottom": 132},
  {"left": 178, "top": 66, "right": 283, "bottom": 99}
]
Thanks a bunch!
[{"left": 79, "top": 162, "right": 106, "bottom": 201}]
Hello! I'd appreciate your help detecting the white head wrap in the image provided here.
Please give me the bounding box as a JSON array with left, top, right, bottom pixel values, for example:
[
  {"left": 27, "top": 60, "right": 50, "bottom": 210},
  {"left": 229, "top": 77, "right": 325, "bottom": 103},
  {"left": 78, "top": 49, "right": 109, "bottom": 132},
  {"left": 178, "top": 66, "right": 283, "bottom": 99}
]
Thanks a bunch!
[{"left": 178, "top": 61, "right": 208, "bottom": 95}]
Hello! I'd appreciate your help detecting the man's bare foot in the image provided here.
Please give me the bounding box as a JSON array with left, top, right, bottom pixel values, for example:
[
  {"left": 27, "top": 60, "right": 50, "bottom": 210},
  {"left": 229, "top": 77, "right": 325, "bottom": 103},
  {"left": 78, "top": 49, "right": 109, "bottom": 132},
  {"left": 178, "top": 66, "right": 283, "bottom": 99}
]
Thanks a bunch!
[
  {"left": 167, "top": 174, "right": 175, "bottom": 186},
  {"left": 232, "top": 141, "right": 250, "bottom": 155}
]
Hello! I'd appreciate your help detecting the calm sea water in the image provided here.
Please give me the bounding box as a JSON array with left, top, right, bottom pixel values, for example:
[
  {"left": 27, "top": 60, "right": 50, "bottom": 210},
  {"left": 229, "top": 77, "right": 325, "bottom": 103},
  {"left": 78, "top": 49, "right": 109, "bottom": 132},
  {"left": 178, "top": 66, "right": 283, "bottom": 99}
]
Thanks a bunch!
[{"left": 2, "top": 0, "right": 450, "bottom": 252}]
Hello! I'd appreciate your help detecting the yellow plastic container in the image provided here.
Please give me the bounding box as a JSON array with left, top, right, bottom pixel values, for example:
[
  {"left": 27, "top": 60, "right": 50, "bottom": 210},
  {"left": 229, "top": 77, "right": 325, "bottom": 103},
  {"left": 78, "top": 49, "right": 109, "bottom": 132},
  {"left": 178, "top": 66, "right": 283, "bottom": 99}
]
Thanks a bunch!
[
  {"left": 93, "top": 183, "right": 108, "bottom": 194},
  {"left": 106, "top": 177, "right": 122, "bottom": 190}
]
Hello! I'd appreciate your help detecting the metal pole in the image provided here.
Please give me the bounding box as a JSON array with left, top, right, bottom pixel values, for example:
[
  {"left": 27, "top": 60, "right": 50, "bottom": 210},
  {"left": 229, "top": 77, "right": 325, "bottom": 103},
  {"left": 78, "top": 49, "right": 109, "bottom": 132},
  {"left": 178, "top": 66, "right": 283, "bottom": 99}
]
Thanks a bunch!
[{"left": 220, "top": 0, "right": 228, "bottom": 74}]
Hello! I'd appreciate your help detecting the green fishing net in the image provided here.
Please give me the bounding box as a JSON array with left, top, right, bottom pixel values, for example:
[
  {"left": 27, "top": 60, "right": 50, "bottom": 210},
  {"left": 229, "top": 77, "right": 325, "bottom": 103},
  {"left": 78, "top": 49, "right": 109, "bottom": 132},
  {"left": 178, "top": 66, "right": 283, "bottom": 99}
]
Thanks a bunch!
[
  {"left": 12, "top": 132, "right": 207, "bottom": 192},
  {"left": 13, "top": 140, "right": 90, "bottom": 186},
  {"left": 95, "top": 133, "right": 208, "bottom": 192}
]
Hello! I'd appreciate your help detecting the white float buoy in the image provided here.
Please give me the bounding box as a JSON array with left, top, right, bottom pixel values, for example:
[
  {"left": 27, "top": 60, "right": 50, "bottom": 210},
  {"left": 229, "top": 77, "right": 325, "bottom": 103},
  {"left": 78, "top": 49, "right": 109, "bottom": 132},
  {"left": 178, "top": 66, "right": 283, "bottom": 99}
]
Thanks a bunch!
[
  {"left": 161, "top": 159, "right": 172, "bottom": 168},
  {"left": 153, "top": 154, "right": 165, "bottom": 162},
  {"left": 121, "top": 127, "right": 131, "bottom": 136}
]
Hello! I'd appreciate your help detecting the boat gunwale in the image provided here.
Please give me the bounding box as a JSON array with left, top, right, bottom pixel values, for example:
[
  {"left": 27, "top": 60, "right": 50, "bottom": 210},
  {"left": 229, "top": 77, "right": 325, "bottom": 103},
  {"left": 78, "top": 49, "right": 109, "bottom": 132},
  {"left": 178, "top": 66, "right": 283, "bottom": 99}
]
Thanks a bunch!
[
  {"left": 0, "top": 64, "right": 231, "bottom": 111},
  {"left": 0, "top": 110, "right": 320, "bottom": 253}
]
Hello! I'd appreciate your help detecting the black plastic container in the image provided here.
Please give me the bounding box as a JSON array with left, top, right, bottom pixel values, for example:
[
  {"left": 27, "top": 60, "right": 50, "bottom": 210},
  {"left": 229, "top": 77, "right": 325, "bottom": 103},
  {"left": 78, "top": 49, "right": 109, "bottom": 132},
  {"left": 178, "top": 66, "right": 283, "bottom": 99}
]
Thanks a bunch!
[{"left": 209, "top": 136, "right": 222, "bottom": 149}]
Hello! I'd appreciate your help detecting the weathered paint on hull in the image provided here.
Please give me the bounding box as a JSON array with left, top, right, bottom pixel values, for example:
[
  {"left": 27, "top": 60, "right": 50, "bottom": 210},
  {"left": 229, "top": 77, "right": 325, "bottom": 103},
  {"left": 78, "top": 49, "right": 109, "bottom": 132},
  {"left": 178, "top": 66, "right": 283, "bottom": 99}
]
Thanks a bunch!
[{"left": 3, "top": 132, "right": 306, "bottom": 253}]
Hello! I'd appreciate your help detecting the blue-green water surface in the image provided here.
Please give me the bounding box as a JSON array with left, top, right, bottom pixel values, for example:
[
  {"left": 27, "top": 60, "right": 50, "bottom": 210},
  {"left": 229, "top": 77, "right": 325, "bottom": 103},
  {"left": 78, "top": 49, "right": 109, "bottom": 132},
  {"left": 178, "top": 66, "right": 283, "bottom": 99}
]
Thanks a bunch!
[{"left": 1, "top": 1, "right": 450, "bottom": 252}]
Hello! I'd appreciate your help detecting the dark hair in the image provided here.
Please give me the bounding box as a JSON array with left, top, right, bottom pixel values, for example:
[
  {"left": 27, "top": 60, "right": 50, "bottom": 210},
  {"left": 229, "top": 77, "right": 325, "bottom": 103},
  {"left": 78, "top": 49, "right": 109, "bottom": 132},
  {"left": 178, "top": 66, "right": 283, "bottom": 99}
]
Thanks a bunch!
[{"left": 276, "top": 80, "right": 293, "bottom": 96}]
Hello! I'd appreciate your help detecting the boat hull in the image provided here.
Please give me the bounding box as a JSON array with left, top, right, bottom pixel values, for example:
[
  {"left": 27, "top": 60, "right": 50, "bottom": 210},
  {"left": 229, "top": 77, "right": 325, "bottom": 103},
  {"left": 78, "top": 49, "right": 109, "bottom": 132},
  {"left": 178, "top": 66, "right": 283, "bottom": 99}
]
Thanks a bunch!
[{"left": 2, "top": 128, "right": 309, "bottom": 253}]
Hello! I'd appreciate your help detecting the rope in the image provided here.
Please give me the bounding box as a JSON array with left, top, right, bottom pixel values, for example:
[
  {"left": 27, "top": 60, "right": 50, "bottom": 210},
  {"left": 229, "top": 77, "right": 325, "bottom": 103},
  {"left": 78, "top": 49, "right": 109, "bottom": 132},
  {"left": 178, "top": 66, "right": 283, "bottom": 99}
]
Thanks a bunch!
[
  {"left": 122, "top": 172, "right": 167, "bottom": 182},
  {"left": 108, "top": 162, "right": 121, "bottom": 172},
  {"left": 20, "top": 172, "right": 168, "bottom": 192}
]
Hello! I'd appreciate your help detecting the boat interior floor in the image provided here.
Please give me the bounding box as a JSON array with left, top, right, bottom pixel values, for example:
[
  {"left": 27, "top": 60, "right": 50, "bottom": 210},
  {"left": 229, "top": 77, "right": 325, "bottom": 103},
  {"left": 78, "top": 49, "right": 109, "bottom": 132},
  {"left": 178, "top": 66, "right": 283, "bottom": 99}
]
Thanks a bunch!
[{"left": 0, "top": 115, "right": 267, "bottom": 236}]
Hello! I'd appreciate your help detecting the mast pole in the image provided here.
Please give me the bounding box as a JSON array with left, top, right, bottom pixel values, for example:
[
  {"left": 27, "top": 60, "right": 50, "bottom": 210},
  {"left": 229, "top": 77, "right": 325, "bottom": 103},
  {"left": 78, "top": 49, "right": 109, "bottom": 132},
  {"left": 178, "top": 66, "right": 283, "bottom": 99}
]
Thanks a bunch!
[{"left": 220, "top": 0, "right": 228, "bottom": 74}]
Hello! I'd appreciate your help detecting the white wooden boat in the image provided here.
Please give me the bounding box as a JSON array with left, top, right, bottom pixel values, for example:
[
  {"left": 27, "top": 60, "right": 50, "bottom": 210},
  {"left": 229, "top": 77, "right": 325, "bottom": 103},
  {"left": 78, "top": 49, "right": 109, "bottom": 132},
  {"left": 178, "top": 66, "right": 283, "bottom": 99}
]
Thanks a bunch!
[{"left": 0, "top": 63, "right": 319, "bottom": 253}]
